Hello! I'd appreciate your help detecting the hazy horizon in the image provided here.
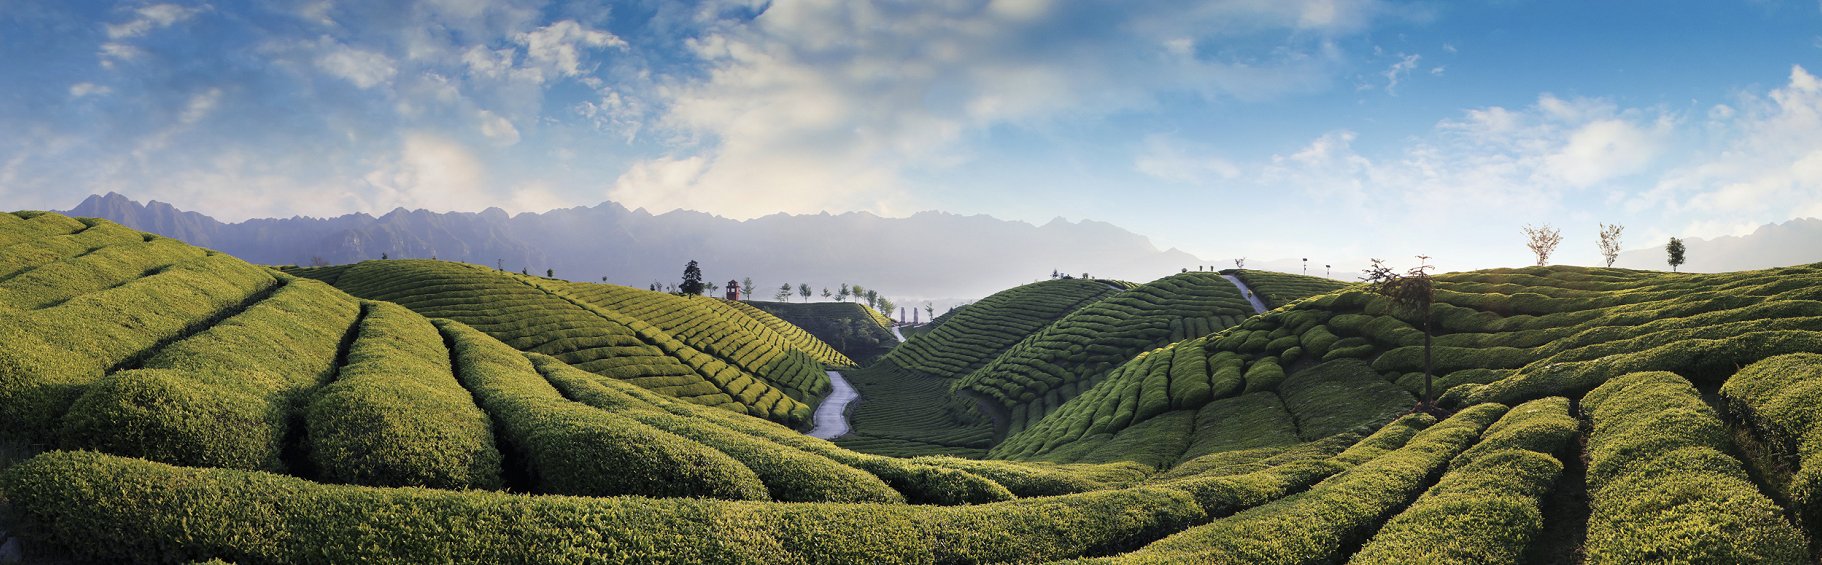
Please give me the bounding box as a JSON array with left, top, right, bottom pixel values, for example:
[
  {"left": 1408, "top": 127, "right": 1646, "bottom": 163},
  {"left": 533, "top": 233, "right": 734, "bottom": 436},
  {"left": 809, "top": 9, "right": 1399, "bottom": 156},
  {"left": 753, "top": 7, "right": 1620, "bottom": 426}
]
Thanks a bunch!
[{"left": 6, "top": 1, "right": 1822, "bottom": 274}]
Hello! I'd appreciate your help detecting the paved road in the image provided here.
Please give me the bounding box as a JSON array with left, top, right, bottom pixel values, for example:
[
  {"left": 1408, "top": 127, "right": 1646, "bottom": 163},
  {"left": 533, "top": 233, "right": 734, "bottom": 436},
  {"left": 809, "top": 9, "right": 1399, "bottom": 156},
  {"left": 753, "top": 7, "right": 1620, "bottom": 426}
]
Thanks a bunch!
[
  {"left": 1222, "top": 274, "right": 1269, "bottom": 314},
  {"left": 808, "top": 370, "right": 859, "bottom": 440},
  {"left": 890, "top": 325, "right": 905, "bottom": 343}
]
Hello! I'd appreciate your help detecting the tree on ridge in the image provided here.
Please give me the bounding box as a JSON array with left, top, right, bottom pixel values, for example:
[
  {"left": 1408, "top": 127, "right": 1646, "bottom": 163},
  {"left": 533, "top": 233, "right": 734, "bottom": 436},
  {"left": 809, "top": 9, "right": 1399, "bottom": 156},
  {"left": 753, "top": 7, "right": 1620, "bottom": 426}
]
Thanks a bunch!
[
  {"left": 1364, "top": 256, "right": 1437, "bottom": 408},
  {"left": 1667, "top": 237, "right": 1686, "bottom": 272},
  {"left": 680, "top": 260, "right": 705, "bottom": 297},
  {"left": 1522, "top": 224, "right": 1563, "bottom": 266},
  {"left": 1597, "top": 223, "right": 1624, "bottom": 268}
]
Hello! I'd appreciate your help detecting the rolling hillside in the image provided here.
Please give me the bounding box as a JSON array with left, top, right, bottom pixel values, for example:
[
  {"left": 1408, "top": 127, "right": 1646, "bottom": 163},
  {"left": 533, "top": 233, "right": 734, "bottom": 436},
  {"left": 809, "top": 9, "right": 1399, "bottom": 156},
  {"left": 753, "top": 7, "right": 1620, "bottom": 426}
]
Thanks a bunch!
[
  {"left": 834, "top": 278, "right": 1131, "bottom": 458},
  {"left": 954, "top": 271, "right": 1258, "bottom": 434},
  {"left": 8, "top": 209, "right": 1822, "bottom": 562},
  {"left": 288, "top": 260, "right": 840, "bottom": 426},
  {"left": 743, "top": 300, "right": 899, "bottom": 363}
]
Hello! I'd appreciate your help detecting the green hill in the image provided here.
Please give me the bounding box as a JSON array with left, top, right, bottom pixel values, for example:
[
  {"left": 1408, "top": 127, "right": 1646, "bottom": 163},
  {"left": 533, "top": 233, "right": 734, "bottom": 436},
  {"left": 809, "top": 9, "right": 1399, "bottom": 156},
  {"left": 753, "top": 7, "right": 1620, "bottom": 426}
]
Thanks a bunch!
[
  {"left": 9, "top": 209, "right": 1822, "bottom": 562},
  {"left": 954, "top": 271, "right": 1257, "bottom": 434},
  {"left": 1228, "top": 269, "right": 1352, "bottom": 309},
  {"left": 743, "top": 300, "right": 899, "bottom": 363},
  {"left": 289, "top": 260, "right": 839, "bottom": 426},
  {"left": 834, "top": 278, "right": 1129, "bottom": 458}
]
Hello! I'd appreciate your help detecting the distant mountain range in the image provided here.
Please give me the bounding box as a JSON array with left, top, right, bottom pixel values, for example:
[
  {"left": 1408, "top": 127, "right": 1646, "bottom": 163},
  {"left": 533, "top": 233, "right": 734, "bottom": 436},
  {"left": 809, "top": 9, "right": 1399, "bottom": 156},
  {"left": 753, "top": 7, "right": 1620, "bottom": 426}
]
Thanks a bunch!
[
  {"left": 64, "top": 193, "right": 1207, "bottom": 302},
  {"left": 1613, "top": 217, "right": 1822, "bottom": 273}
]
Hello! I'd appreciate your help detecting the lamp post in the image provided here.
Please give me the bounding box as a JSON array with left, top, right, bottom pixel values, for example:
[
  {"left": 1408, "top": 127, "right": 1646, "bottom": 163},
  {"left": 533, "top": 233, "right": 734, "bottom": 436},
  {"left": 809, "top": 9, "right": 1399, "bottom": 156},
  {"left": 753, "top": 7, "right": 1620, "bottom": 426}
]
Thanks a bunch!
[
  {"left": 1302, "top": 258, "right": 1308, "bottom": 276},
  {"left": 1326, "top": 264, "right": 1331, "bottom": 279}
]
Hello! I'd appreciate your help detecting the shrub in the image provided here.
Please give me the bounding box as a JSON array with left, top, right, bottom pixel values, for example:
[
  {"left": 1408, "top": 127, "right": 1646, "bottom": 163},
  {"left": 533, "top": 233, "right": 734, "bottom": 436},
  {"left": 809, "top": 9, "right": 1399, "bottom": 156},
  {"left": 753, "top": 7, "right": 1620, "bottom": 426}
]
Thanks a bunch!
[
  {"left": 437, "top": 319, "right": 769, "bottom": 500},
  {"left": 1074, "top": 404, "right": 1504, "bottom": 563},
  {"left": 1240, "top": 357, "right": 1285, "bottom": 394},
  {"left": 535, "top": 354, "right": 904, "bottom": 503},
  {"left": 61, "top": 277, "right": 359, "bottom": 471},
  {"left": 306, "top": 301, "right": 503, "bottom": 489},
  {"left": 0, "top": 252, "right": 277, "bottom": 443},
  {"left": 1722, "top": 353, "right": 1822, "bottom": 535},
  {"left": 1351, "top": 398, "right": 1577, "bottom": 564},
  {"left": 1580, "top": 371, "right": 1807, "bottom": 564},
  {"left": 2, "top": 450, "right": 1200, "bottom": 564}
]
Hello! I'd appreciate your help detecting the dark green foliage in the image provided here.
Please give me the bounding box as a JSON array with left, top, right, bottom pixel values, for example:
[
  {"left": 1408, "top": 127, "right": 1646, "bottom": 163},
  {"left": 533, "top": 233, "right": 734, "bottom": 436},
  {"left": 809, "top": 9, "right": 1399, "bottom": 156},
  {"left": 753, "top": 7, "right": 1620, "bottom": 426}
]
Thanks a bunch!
[
  {"left": 438, "top": 319, "right": 770, "bottom": 500},
  {"left": 745, "top": 300, "right": 898, "bottom": 364},
  {"left": 1581, "top": 371, "right": 1807, "bottom": 564},
  {"left": 1229, "top": 269, "right": 1351, "bottom": 309},
  {"left": 1275, "top": 359, "right": 1415, "bottom": 440},
  {"left": 61, "top": 276, "right": 359, "bottom": 471},
  {"left": 882, "top": 278, "right": 1122, "bottom": 378},
  {"left": 306, "top": 301, "right": 503, "bottom": 489},
  {"left": 1174, "top": 393, "right": 1300, "bottom": 464},
  {"left": 833, "top": 362, "right": 995, "bottom": 458},
  {"left": 957, "top": 272, "right": 1253, "bottom": 427}
]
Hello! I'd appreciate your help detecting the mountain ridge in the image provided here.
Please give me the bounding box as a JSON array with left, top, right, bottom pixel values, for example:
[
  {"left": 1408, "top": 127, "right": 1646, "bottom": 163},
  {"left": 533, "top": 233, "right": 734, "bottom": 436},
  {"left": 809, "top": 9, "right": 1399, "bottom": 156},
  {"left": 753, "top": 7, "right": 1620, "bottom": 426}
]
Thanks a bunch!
[{"left": 64, "top": 193, "right": 1205, "bottom": 300}]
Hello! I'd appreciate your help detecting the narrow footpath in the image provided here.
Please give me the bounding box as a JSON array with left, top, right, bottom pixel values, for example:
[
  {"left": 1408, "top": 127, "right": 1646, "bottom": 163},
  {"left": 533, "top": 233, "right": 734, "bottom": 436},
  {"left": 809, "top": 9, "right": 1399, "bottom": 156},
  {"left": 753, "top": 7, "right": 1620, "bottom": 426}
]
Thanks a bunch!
[
  {"left": 808, "top": 370, "right": 860, "bottom": 440},
  {"left": 1222, "top": 274, "right": 1269, "bottom": 314},
  {"left": 889, "top": 325, "right": 906, "bottom": 343}
]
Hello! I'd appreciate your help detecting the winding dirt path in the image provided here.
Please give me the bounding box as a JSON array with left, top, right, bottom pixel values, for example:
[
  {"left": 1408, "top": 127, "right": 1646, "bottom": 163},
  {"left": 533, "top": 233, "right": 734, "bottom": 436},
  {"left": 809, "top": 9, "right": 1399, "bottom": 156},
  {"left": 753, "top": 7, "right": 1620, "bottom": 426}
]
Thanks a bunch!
[
  {"left": 808, "top": 370, "right": 859, "bottom": 439},
  {"left": 1222, "top": 274, "right": 1269, "bottom": 314}
]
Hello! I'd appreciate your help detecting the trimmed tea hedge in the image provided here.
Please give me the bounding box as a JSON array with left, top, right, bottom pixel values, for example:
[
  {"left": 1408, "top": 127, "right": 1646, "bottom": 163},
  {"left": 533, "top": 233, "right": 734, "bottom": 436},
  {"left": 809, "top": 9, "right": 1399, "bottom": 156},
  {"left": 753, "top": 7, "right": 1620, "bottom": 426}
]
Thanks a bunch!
[
  {"left": 1351, "top": 397, "right": 1578, "bottom": 564},
  {"left": 2, "top": 450, "right": 1201, "bottom": 564},
  {"left": 1581, "top": 371, "right": 1807, "bottom": 564},
  {"left": 0, "top": 250, "right": 278, "bottom": 443},
  {"left": 306, "top": 301, "right": 503, "bottom": 489},
  {"left": 1078, "top": 404, "right": 1504, "bottom": 564},
  {"left": 534, "top": 353, "right": 903, "bottom": 503},
  {"left": 882, "top": 278, "right": 1121, "bottom": 379},
  {"left": 1722, "top": 352, "right": 1822, "bottom": 535},
  {"left": 61, "top": 275, "right": 359, "bottom": 471},
  {"left": 438, "top": 319, "right": 769, "bottom": 500}
]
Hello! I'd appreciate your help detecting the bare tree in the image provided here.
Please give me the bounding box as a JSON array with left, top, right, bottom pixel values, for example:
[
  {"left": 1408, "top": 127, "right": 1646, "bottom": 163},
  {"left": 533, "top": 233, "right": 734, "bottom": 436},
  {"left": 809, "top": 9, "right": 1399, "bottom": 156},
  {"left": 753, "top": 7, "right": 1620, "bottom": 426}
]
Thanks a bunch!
[
  {"left": 1522, "top": 224, "right": 1563, "bottom": 266},
  {"left": 1363, "top": 256, "right": 1438, "bottom": 408},
  {"left": 308, "top": 256, "right": 330, "bottom": 267},
  {"left": 1233, "top": 257, "right": 1246, "bottom": 269},
  {"left": 1597, "top": 223, "right": 1624, "bottom": 268}
]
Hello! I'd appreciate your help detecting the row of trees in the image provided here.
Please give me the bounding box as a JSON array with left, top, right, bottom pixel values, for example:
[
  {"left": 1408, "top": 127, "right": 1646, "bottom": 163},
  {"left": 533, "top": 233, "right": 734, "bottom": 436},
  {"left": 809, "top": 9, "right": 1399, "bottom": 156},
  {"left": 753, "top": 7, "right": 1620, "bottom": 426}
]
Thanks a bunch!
[
  {"left": 664, "top": 261, "right": 914, "bottom": 318},
  {"left": 1522, "top": 223, "right": 1687, "bottom": 272}
]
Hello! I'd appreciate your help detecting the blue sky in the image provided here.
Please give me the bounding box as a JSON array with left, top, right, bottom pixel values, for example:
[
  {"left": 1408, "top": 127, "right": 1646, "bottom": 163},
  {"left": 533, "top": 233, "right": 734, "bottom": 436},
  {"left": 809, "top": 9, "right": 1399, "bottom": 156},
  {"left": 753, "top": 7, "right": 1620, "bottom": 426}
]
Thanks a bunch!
[{"left": 4, "top": 0, "right": 1822, "bottom": 272}]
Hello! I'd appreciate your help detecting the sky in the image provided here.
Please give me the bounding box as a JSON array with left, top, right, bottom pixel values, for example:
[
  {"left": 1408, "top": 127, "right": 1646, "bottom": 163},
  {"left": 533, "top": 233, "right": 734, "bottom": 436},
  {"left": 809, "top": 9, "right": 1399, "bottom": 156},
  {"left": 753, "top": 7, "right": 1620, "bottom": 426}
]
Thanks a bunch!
[{"left": 4, "top": 0, "right": 1822, "bottom": 273}]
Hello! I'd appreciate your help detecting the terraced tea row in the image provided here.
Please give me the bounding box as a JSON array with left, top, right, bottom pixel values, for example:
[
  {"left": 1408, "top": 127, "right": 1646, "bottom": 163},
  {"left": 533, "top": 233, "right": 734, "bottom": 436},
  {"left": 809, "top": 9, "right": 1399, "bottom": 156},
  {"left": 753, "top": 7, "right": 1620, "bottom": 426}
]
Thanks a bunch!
[
  {"left": 882, "top": 278, "right": 1124, "bottom": 379},
  {"left": 293, "top": 260, "right": 830, "bottom": 425},
  {"left": 1229, "top": 268, "right": 1352, "bottom": 309},
  {"left": 953, "top": 271, "right": 1257, "bottom": 433}
]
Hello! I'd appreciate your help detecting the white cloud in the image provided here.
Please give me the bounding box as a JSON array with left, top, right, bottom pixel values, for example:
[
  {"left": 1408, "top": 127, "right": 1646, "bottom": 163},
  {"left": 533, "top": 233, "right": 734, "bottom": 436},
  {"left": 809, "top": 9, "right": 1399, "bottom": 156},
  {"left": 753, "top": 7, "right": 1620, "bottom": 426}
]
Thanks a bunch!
[
  {"left": 619, "top": 0, "right": 1390, "bottom": 219},
  {"left": 315, "top": 42, "right": 397, "bottom": 89},
  {"left": 514, "top": 20, "right": 624, "bottom": 81},
  {"left": 68, "top": 83, "right": 111, "bottom": 97},
  {"left": 1628, "top": 65, "right": 1822, "bottom": 233},
  {"left": 106, "top": 3, "right": 207, "bottom": 40},
  {"left": 1541, "top": 118, "right": 1665, "bottom": 187},
  {"left": 1382, "top": 53, "right": 1420, "bottom": 94},
  {"left": 359, "top": 133, "right": 494, "bottom": 213},
  {"left": 476, "top": 109, "right": 520, "bottom": 145}
]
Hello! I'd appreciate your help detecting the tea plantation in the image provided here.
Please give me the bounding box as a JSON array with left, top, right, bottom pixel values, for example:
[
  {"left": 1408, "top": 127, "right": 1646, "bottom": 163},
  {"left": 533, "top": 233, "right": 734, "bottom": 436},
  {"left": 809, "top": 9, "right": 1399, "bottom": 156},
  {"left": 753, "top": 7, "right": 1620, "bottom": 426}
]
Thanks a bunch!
[
  {"left": 7, "top": 210, "right": 1822, "bottom": 563},
  {"left": 287, "top": 259, "right": 834, "bottom": 426}
]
